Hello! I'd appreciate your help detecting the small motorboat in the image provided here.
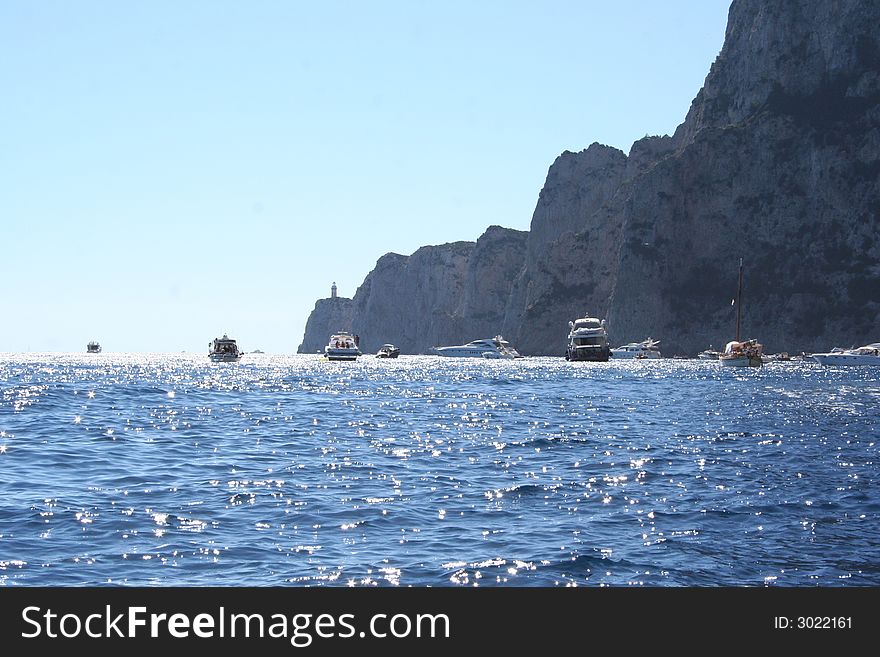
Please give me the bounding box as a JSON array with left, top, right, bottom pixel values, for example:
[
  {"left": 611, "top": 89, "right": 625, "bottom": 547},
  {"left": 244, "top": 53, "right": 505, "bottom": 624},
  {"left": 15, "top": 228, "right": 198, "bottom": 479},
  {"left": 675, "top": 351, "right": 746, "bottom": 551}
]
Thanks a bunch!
[
  {"left": 209, "top": 334, "right": 242, "bottom": 362},
  {"left": 376, "top": 344, "right": 400, "bottom": 358},
  {"left": 325, "top": 331, "right": 361, "bottom": 361}
]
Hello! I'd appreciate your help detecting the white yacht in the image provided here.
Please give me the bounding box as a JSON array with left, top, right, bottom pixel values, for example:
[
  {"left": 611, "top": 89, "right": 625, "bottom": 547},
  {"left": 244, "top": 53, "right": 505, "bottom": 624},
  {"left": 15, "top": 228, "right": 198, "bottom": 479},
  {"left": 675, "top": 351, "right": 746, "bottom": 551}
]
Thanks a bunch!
[
  {"left": 565, "top": 315, "right": 610, "bottom": 362},
  {"left": 433, "top": 335, "right": 521, "bottom": 359},
  {"left": 209, "top": 334, "right": 242, "bottom": 362},
  {"left": 812, "top": 343, "right": 880, "bottom": 366},
  {"left": 325, "top": 331, "right": 361, "bottom": 361},
  {"left": 610, "top": 338, "right": 661, "bottom": 359}
]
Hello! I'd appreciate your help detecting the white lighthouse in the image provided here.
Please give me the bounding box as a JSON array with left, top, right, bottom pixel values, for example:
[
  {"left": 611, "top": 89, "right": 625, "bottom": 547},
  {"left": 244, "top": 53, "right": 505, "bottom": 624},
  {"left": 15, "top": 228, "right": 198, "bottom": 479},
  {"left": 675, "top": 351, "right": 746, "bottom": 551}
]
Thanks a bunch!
[{"left": 331, "top": 282, "right": 337, "bottom": 299}]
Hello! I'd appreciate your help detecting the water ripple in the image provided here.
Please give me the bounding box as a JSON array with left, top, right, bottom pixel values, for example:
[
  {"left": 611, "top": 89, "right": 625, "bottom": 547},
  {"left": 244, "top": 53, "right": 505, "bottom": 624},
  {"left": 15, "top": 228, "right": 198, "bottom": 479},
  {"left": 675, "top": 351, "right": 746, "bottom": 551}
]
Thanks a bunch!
[{"left": 0, "top": 352, "right": 878, "bottom": 586}]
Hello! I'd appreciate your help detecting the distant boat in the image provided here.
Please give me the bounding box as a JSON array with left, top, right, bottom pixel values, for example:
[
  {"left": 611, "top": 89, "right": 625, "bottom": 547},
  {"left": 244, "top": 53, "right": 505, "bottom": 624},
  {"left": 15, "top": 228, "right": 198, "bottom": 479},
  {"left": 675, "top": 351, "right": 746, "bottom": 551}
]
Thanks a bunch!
[
  {"left": 208, "top": 334, "right": 242, "bottom": 362},
  {"left": 565, "top": 315, "right": 610, "bottom": 362},
  {"left": 325, "top": 331, "right": 361, "bottom": 361},
  {"left": 812, "top": 343, "right": 880, "bottom": 365},
  {"left": 611, "top": 338, "right": 661, "bottom": 359},
  {"left": 721, "top": 339, "right": 763, "bottom": 367},
  {"left": 376, "top": 344, "right": 400, "bottom": 358},
  {"left": 697, "top": 348, "right": 721, "bottom": 360},
  {"left": 719, "top": 258, "right": 763, "bottom": 368},
  {"left": 433, "top": 336, "right": 521, "bottom": 359},
  {"left": 86, "top": 341, "right": 102, "bottom": 354}
]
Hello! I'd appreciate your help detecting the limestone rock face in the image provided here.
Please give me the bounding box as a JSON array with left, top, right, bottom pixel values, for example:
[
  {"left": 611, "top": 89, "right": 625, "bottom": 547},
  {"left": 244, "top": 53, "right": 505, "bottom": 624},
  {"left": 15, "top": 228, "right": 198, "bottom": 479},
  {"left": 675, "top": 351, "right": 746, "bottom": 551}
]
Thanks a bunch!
[
  {"left": 300, "top": 0, "right": 880, "bottom": 356},
  {"left": 347, "top": 241, "right": 475, "bottom": 354},
  {"left": 606, "top": 0, "right": 880, "bottom": 354},
  {"left": 458, "top": 226, "right": 530, "bottom": 343},
  {"left": 298, "top": 227, "right": 528, "bottom": 354},
  {"left": 526, "top": 144, "right": 628, "bottom": 256}
]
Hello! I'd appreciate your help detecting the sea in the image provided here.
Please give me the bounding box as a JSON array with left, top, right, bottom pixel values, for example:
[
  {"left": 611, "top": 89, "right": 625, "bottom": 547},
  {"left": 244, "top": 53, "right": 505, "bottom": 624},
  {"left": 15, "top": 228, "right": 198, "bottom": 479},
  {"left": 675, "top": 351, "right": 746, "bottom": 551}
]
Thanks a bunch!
[{"left": 1, "top": 352, "right": 878, "bottom": 588}]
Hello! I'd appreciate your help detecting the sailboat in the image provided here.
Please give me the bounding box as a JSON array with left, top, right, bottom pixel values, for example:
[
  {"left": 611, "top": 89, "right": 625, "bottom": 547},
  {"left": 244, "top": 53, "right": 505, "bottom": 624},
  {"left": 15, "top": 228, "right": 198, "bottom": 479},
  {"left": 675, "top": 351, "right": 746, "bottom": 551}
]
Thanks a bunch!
[{"left": 719, "top": 258, "right": 763, "bottom": 368}]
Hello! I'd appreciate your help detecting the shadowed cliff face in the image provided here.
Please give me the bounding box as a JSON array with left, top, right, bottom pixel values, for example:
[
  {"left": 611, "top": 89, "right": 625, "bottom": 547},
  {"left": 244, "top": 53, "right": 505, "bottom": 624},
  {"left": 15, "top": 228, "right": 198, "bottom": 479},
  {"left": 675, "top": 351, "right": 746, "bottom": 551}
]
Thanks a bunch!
[
  {"left": 301, "top": 0, "right": 880, "bottom": 356},
  {"left": 609, "top": 0, "right": 880, "bottom": 355}
]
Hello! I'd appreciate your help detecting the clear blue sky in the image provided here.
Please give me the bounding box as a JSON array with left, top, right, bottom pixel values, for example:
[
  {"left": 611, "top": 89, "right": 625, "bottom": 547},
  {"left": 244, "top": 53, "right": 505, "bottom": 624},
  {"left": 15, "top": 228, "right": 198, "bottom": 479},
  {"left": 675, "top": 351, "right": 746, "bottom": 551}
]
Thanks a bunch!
[{"left": 1, "top": 0, "right": 731, "bottom": 353}]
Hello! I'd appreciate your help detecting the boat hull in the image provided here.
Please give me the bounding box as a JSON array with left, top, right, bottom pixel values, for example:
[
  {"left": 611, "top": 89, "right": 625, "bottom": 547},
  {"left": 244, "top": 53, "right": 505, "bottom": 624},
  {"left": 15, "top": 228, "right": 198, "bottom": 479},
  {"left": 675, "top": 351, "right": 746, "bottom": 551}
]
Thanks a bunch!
[
  {"left": 434, "top": 350, "right": 508, "bottom": 358},
  {"left": 610, "top": 350, "right": 661, "bottom": 359},
  {"left": 433, "top": 348, "right": 515, "bottom": 358},
  {"left": 720, "top": 355, "right": 762, "bottom": 368},
  {"left": 325, "top": 349, "right": 360, "bottom": 361},
  {"left": 566, "top": 346, "right": 610, "bottom": 362},
  {"left": 209, "top": 353, "right": 241, "bottom": 362},
  {"left": 812, "top": 354, "right": 880, "bottom": 366}
]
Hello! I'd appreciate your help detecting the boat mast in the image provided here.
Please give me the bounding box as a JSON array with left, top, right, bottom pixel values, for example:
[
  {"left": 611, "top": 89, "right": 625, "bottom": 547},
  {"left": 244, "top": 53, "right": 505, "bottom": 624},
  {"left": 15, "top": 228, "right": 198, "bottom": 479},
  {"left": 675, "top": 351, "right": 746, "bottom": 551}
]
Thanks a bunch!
[{"left": 735, "top": 257, "right": 743, "bottom": 342}]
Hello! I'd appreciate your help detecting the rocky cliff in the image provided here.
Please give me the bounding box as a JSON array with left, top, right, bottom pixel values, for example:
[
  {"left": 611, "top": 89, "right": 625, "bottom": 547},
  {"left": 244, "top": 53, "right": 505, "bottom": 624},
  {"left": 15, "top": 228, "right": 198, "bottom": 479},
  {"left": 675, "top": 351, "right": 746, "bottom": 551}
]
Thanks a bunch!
[
  {"left": 297, "top": 226, "right": 528, "bottom": 354},
  {"left": 300, "top": 0, "right": 880, "bottom": 356}
]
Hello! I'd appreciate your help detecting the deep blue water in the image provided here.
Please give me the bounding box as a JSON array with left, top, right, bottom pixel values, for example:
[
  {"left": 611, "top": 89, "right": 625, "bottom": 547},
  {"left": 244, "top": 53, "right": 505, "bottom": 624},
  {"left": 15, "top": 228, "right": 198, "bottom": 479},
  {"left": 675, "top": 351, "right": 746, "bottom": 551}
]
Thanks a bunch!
[{"left": 1, "top": 353, "right": 878, "bottom": 587}]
